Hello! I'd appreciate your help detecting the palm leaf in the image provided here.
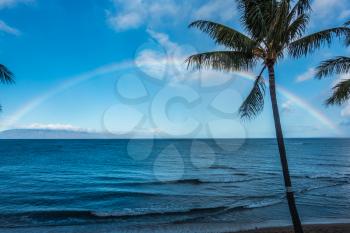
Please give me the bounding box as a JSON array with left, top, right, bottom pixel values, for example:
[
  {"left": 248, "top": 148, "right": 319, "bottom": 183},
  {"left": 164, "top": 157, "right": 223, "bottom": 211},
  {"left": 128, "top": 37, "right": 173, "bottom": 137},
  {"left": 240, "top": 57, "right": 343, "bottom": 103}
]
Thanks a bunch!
[
  {"left": 186, "top": 51, "right": 256, "bottom": 72},
  {"left": 189, "top": 20, "right": 256, "bottom": 51},
  {"left": 316, "top": 56, "right": 350, "bottom": 78},
  {"left": 326, "top": 79, "right": 350, "bottom": 105},
  {"left": 239, "top": 66, "right": 266, "bottom": 119},
  {"left": 268, "top": 0, "right": 290, "bottom": 45},
  {"left": 344, "top": 20, "right": 350, "bottom": 45},
  {"left": 237, "top": 0, "right": 276, "bottom": 40},
  {"left": 0, "top": 64, "right": 14, "bottom": 84},
  {"left": 286, "top": 13, "right": 309, "bottom": 41},
  {"left": 288, "top": 27, "right": 350, "bottom": 58}
]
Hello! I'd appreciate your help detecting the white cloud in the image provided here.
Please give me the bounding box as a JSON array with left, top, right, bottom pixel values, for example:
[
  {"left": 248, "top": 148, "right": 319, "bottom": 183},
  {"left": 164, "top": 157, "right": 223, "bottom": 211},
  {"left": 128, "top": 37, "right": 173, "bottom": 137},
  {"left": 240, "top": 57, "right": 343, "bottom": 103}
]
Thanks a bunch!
[
  {"left": 107, "top": 0, "right": 180, "bottom": 31},
  {"left": 332, "top": 73, "right": 350, "bottom": 86},
  {"left": 107, "top": 11, "right": 144, "bottom": 31},
  {"left": 339, "top": 10, "right": 350, "bottom": 20},
  {"left": 341, "top": 104, "right": 350, "bottom": 117},
  {"left": 135, "top": 29, "right": 193, "bottom": 82},
  {"left": 282, "top": 100, "right": 294, "bottom": 113},
  {"left": 0, "top": 0, "right": 34, "bottom": 35},
  {"left": 311, "top": 0, "right": 350, "bottom": 26},
  {"left": 135, "top": 29, "right": 242, "bottom": 86},
  {"left": 0, "top": 20, "right": 20, "bottom": 35},
  {"left": 135, "top": 49, "right": 167, "bottom": 80},
  {"left": 106, "top": 0, "right": 238, "bottom": 32},
  {"left": 147, "top": 29, "right": 178, "bottom": 51},
  {"left": 193, "top": 0, "right": 236, "bottom": 21},
  {"left": 195, "top": 70, "right": 235, "bottom": 87},
  {"left": 0, "top": 0, "right": 33, "bottom": 8},
  {"left": 22, "top": 123, "right": 88, "bottom": 132},
  {"left": 296, "top": 68, "right": 316, "bottom": 82}
]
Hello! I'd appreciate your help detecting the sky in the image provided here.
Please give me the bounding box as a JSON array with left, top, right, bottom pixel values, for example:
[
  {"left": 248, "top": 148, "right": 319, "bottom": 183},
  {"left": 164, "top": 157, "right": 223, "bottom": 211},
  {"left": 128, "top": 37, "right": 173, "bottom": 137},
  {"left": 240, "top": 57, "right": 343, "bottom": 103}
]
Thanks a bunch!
[{"left": 0, "top": 0, "right": 350, "bottom": 138}]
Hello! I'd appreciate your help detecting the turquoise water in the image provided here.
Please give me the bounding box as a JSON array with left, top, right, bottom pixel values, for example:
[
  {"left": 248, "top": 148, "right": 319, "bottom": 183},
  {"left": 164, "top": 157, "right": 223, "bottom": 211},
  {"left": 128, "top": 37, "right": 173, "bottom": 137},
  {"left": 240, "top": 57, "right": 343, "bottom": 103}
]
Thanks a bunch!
[{"left": 0, "top": 139, "right": 349, "bottom": 232}]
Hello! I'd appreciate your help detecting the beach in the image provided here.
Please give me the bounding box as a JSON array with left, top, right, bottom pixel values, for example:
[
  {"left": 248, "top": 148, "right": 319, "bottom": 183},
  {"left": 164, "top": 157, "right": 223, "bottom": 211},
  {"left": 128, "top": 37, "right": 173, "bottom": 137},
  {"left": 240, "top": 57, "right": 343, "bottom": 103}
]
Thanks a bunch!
[
  {"left": 1, "top": 223, "right": 350, "bottom": 233},
  {"left": 235, "top": 223, "right": 350, "bottom": 233}
]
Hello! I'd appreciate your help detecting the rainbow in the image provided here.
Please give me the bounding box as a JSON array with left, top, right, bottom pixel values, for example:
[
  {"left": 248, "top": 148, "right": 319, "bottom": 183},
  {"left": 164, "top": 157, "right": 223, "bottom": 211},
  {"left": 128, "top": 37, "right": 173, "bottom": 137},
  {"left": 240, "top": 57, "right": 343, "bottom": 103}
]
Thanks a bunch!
[
  {"left": 235, "top": 71, "right": 341, "bottom": 134},
  {"left": 0, "top": 62, "right": 342, "bottom": 136},
  {"left": 0, "top": 61, "right": 132, "bottom": 130}
]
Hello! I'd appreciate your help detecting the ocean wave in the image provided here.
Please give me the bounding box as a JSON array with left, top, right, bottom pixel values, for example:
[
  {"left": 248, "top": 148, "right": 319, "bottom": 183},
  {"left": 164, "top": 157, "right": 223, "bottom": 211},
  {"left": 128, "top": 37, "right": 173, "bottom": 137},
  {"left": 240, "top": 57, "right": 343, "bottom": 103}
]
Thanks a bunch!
[
  {"left": 299, "top": 182, "right": 349, "bottom": 194},
  {"left": 209, "top": 165, "right": 235, "bottom": 169},
  {"left": 104, "top": 178, "right": 206, "bottom": 186},
  {"left": 2, "top": 206, "right": 229, "bottom": 223},
  {"left": 287, "top": 142, "right": 305, "bottom": 145},
  {"left": 42, "top": 176, "right": 264, "bottom": 190},
  {"left": 315, "top": 163, "right": 350, "bottom": 168},
  {"left": 244, "top": 199, "right": 283, "bottom": 209},
  {"left": 258, "top": 171, "right": 280, "bottom": 176},
  {"left": 1, "top": 196, "right": 284, "bottom": 224},
  {"left": 112, "top": 178, "right": 249, "bottom": 186},
  {"left": 292, "top": 173, "right": 350, "bottom": 180},
  {"left": 96, "top": 172, "right": 349, "bottom": 187},
  {"left": 92, "top": 206, "right": 229, "bottom": 218},
  {"left": 306, "top": 174, "right": 349, "bottom": 179},
  {"left": 147, "top": 179, "right": 205, "bottom": 185}
]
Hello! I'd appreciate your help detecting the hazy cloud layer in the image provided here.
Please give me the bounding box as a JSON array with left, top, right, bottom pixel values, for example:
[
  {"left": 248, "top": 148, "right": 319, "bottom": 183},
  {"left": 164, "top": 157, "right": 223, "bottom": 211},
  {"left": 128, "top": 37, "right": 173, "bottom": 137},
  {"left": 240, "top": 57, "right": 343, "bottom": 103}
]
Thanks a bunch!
[
  {"left": 106, "top": 0, "right": 237, "bottom": 31},
  {"left": 0, "top": 20, "right": 20, "bottom": 35},
  {"left": 296, "top": 68, "right": 316, "bottom": 83},
  {"left": 0, "top": 0, "right": 33, "bottom": 9}
]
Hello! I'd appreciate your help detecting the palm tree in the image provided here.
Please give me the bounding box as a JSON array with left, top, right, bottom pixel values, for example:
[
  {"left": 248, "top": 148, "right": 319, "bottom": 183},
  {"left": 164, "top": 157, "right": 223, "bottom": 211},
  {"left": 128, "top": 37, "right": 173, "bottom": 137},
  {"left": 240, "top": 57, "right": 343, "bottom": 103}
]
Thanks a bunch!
[
  {"left": 186, "top": 1, "right": 350, "bottom": 233},
  {"left": 0, "top": 64, "right": 14, "bottom": 111},
  {"left": 316, "top": 21, "right": 350, "bottom": 105}
]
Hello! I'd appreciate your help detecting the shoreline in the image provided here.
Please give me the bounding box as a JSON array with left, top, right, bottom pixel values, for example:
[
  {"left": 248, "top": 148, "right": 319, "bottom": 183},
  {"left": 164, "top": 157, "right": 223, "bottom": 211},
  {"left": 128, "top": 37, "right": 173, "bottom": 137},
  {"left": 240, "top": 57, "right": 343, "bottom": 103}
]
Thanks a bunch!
[
  {"left": 233, "top": 223, "right": 350, "bottom": 233},
  {"left": 229, "top": 219, "right": 350, "bottom": 232},
  {"left": 1, "top": 220, "right": 350, "bottom": 233}
]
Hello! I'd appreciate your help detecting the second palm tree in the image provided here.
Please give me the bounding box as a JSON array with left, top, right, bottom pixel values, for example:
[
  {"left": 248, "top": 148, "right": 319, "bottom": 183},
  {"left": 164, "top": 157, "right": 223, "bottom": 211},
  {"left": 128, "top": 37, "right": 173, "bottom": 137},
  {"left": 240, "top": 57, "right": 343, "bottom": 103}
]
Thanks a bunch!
[
  {"left": 316, "top": 21, "right": 350, "bottom": 105},
  {"left": 0, "top": 64, "right": 15, "bottom": 111}
]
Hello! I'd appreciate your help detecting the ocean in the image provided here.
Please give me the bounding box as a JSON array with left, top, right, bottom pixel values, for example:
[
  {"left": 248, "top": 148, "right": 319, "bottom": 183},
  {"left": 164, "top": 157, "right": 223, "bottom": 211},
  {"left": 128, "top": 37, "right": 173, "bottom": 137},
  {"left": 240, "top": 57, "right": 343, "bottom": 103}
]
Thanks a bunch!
[{"left": 0, "top": 139, "right": 349, "bottom": 233}]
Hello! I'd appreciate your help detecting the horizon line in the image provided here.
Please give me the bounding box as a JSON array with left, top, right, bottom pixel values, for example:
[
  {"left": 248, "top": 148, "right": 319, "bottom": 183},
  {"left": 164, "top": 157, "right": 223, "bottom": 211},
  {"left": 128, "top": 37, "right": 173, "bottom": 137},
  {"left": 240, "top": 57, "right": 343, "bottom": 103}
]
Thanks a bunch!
[{"left": 1, "top": 137, "right": 349, "bottom": 140}]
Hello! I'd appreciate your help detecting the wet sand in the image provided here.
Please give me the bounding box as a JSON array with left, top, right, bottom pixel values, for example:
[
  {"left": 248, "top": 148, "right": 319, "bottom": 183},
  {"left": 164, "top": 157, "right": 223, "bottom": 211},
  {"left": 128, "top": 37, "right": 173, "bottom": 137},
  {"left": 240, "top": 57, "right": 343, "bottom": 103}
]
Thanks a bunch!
[
  {"left": 1, "top": 223, "right": 349, "bottom": 233},
  {"left": 234, "top": 223, "right": 350, "bottom": 233}
]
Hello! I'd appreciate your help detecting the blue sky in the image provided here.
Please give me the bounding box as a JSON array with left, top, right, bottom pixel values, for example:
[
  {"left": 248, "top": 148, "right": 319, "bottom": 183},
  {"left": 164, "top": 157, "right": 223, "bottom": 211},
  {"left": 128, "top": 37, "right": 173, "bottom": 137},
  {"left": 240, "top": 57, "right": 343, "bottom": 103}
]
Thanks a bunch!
[{"left": 0, "top": 0, "right": 350, "bottom": 138}]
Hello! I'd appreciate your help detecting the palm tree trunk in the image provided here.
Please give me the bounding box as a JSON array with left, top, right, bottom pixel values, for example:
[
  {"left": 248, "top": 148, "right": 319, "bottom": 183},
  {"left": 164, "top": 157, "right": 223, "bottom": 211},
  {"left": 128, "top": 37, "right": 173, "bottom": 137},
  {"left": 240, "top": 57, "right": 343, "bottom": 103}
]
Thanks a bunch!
[{"left": 267, "top": 64, "right": 304, "bottom": 233}]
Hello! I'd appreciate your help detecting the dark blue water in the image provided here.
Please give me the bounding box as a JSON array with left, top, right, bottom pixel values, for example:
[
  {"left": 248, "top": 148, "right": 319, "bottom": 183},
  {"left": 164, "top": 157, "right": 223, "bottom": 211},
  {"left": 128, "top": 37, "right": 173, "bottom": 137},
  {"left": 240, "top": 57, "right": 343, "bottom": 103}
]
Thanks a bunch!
[{"left": 0, "top": 139, "right": 349, "bottom": 232}]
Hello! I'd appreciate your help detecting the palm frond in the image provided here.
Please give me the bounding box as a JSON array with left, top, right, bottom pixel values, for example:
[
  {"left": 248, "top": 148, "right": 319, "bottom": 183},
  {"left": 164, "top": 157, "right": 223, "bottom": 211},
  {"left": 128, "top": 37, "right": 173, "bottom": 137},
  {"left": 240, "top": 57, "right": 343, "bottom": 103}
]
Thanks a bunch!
[
  {"left": 287, "top": 13, "right": 309, "bottom": 41},
  {"left": 0, "top": 64, "right": 14, "bottom": 84},
  {"left": 189, "top": 20, "right": 256, "bottom": 51},
  {"left": 268, "top": 0, "right": 290, "bottom": 43},
  {"left": 288, "top": 27, "right": 350, "bottom": 58},
  {"left": 316, "top": 56, "right": 350, "bottom": 78},
  {"left": 237, "top": 0, "right": 276, "bottom": 40},
  {"left": 239, "top": 66, "right": 266, "bottom": 119},
  {"left": 344, "top": 20, "right": 350, "bottom": 45},
  {"left": 326, "top": 79, "right": 350, "bottom": 105},
  {"left": 343, "top": 20, "right": 350, "bottom": 46},
  {"left": 186, "top": 51, "right": 256, "bottom": 72}
]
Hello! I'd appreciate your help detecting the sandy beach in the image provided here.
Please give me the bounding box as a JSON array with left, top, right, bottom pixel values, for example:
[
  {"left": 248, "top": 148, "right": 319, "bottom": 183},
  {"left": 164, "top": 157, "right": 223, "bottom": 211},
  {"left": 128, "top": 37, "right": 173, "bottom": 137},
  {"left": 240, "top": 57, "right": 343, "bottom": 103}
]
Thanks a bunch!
[
  {"left": 234, "top": 223, "right": 350, "bottom": 233},
  {"left": 0, "top": 223, "right": 349, "bottom": 233}
]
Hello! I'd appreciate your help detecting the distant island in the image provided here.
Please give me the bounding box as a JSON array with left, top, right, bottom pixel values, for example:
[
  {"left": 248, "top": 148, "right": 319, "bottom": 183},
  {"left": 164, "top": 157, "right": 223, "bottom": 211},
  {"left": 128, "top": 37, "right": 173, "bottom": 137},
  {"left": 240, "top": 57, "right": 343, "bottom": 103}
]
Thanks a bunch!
[{"left": 0, "top": 129, "right": 117, "bottom": 139}]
